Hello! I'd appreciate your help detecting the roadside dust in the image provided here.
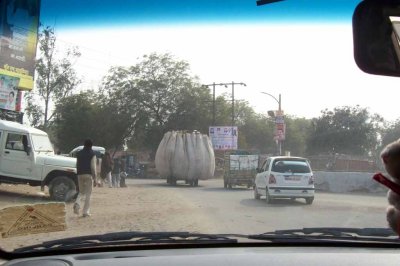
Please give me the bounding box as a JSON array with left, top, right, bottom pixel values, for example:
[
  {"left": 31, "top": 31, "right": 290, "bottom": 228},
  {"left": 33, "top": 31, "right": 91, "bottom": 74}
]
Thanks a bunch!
[{"left": 0, "top": 181, "right": 216, "bottom": 251}]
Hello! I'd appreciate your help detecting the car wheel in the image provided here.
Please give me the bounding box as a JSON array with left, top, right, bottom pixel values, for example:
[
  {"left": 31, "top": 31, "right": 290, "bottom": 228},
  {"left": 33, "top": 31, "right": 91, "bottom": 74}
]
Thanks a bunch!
[
  {"left": 170, "top": 177, "right": 177, "bottom": 186},
  {"left": 265, "top": 188, "right": 273, "bottom": 204},
  {"left": 254, "top": 186, "right": 261, "bottom": 200},
  {"left": 49, "top": 176, "right": 77, "bottom": 202},
  {"left": 305, "top": 197, "right": 314, "bottom": 205}
]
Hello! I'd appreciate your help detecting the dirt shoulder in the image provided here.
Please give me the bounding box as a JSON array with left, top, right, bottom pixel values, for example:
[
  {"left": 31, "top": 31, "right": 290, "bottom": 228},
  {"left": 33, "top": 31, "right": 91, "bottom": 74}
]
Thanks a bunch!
[{"left": 0, "top": 181, "right": 216, "bottom": 252}]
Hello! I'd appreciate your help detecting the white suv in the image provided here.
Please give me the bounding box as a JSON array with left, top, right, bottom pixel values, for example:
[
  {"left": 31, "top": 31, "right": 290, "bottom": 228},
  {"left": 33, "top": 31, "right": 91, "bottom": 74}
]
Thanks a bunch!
[
  {"left": 254, "top": 156, "right": 315, "bottom": 204},
  {"left": 0, "top": 120, "right": 77, "bottom": 201}
]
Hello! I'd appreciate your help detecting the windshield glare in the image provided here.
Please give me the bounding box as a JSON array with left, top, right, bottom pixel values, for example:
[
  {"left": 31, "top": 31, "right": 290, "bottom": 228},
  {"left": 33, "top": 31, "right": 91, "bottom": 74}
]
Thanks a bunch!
[
  {"left": 0, "top": 0, "right": 398, "bottom": 254},
  {"left": 272, "top": 160, "right": 311, "bottom": 174},
  {"left": 31, "top": 135, "right": 54, "bottom": 152}
]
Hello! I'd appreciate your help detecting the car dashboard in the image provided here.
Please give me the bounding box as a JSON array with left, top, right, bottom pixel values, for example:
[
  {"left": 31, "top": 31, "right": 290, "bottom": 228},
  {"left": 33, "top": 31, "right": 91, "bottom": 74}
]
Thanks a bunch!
[{"left": 2, "top": 246, "right": 400, "bottom": 266}]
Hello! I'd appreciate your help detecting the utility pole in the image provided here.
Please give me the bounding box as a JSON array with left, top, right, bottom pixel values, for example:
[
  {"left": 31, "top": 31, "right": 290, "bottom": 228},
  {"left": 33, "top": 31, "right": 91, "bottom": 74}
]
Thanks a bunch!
[
  {"left": 212, "top": 82, "right": 216, "bottom": 125},
  {"left": 203, "top": 82, "right": 246, "bottom": 126},
  {"left": 261, "top": 92, "right": 283, "bottom": 156}
]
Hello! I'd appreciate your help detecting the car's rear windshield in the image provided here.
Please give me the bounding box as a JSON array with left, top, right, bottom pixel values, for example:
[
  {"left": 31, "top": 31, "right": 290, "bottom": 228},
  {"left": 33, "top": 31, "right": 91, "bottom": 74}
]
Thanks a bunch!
[{"left": 271, "top": 160, "right": 311, "bottom": 173}]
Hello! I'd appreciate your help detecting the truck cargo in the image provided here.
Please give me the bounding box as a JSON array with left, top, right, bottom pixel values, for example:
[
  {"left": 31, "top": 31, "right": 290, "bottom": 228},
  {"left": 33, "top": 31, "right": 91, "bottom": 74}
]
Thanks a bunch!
[
  {"left": 223, "top": 150, "right": 259, "bottom": 189},
  {"left": 155, "top": 131, "right": 215, "bottom": 186}
]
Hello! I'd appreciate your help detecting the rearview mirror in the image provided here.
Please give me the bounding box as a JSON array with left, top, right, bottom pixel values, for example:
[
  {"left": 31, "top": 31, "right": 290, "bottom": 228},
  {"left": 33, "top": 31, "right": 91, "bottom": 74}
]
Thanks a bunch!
[{"left": 353, "top": 0, "right": 400, "bottom": 77}]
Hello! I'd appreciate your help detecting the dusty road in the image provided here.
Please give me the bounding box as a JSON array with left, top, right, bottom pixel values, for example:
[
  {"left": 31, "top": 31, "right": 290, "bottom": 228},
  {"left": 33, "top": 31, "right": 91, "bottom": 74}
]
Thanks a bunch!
[{"left": 0, "top": 178, "right": 389, "bottom": 251}]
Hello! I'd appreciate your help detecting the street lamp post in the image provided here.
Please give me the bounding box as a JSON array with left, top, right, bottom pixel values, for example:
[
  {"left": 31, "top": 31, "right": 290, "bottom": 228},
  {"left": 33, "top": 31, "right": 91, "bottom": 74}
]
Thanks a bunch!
[{"left": 261, "top": 92, "right": 283, "bottom": 156}]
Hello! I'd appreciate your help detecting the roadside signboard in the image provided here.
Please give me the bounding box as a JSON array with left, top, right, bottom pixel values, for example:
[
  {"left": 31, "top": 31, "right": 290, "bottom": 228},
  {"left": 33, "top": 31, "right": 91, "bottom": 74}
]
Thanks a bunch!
[
  {"left": 209, "top": 126, "right": 238, "bottom": 150},
  {"left": 0, "top": 74, "right": 19, "bottom": 111},
  {"left": 274, "top": 111, "right": 285, "bottom": 141},
  {"left": 0, "top": 0, "right": 41, "bottom": 90}
]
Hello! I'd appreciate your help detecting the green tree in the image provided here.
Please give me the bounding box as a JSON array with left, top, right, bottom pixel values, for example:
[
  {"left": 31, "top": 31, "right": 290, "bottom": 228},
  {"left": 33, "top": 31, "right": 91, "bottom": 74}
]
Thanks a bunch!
[
  {"left": 283, "top": 116, "right": 312, "bottom": 156},
  {"left": 53, "top": 92, "right": 132, "bottom": 153},
  {"left": 102, "top": 53, "right": 204, "bottom": 151},
  {"left": 380, "top": 119, "right": 400, "bottom": 150},
  {"left": 307, "top": 106, "right": 383, "bottom": 156},
  {"left": 25, "top": 26, "right": 81, "bottom": 129}
]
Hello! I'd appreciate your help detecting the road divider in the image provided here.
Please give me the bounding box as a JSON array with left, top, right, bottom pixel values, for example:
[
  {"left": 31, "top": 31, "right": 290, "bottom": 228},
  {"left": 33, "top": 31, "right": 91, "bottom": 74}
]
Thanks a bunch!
[{"left": 314, "top": 171, "right": 387, "bottom": 194}]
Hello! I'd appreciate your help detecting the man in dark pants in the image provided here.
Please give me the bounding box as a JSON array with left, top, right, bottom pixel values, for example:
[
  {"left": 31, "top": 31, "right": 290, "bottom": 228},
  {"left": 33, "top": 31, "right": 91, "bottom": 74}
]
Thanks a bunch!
[{"left": 73, "top": 139, "right": 97, "bottom": 217}]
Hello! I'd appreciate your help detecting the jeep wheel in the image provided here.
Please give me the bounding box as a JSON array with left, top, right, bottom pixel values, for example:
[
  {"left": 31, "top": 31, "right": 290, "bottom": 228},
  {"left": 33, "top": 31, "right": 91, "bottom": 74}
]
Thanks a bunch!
[{"left": 49, "top": 176, "right": 77, "bottom": 202}]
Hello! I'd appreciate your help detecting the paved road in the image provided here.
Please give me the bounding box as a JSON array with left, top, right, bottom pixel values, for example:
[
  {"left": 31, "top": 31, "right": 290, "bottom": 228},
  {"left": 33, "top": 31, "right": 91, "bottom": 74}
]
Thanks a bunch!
[{"left": 129, "top": 178, "right": 389, "bottom": 234}]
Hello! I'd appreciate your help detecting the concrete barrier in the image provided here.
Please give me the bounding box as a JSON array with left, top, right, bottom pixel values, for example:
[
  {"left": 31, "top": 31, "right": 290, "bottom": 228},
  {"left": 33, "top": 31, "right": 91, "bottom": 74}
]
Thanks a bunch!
[{"left": 314, "top": 171, "right": 387, "bottom": 194}]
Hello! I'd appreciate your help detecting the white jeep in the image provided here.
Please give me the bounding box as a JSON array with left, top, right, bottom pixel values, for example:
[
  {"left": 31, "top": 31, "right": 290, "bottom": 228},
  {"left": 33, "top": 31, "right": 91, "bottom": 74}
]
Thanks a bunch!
[{"left": 0, "top": 120, "right": 77, "bottom": 201}]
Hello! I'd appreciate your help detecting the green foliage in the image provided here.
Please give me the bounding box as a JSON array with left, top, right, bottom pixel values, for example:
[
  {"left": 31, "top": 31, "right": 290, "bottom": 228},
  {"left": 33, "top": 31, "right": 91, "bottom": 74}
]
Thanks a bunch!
[
  {"left": 53, "top": 92, "right": 132, "bottom": 153},
  {"left": 381, "top": 119, "right": 400, "bottom": 148},
  {"left": 307, "top": 106, "right": 383, "bottom": 156},
  {"left": 103, "top": 53, "right": 204, "bottom": 151},
  {"left": 284, "top": 116, "right": 312, "bottom": 156},
  {"left": 25, "top": 26, "right": 81, "bottom": 129}
]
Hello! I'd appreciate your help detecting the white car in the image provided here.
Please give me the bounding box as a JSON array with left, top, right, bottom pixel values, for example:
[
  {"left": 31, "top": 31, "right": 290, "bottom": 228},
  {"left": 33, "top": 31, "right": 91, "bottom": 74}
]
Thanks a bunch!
[{"left": 254, "top": 156, "right": 315, "bottom": 205}]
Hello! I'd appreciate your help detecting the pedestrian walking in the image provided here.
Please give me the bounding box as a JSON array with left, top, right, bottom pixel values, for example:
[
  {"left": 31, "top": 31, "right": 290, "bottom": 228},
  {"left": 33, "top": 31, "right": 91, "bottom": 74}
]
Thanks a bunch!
[
  {"left": 100, "top": 151, "right": 113, "bottom": 188},
  {"left": 112, "top": 158, "right": 121, "bottom": 188},
  {"left": 73, "top": 139, "right": 97, "bottom": 217},
  {"left": 120, "top": 157, "right": 127, "bottom": 188}
]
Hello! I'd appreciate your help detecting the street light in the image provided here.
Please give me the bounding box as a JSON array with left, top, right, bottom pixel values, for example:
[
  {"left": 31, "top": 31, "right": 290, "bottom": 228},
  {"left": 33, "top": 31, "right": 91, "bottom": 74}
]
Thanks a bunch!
[
  {"left": 261, "top": 91, "right": 283, "bottom": 156},
  {"left": 261, "top": 91, "right": 281, "bottom": 112}
]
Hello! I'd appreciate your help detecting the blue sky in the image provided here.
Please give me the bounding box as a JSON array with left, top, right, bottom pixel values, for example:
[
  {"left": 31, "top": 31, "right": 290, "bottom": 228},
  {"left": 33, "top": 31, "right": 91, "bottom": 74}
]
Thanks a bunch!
[
  {"left": 33, "top": 0, "right": 400, "bottom": 122},
  {"left": 40, "top": 0, "right": 361, "bottom": 28}
]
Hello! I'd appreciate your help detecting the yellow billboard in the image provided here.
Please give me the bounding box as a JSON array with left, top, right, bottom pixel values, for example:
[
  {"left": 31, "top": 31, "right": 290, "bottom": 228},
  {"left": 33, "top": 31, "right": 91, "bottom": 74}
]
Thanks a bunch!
[{"left": 0, "top": 0, "right": 40, "bottom": 91}]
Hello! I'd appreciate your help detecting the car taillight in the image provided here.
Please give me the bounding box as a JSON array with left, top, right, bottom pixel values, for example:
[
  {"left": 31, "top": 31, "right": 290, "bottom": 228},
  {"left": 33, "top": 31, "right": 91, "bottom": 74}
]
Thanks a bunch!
[
  {"left": 269, "top": 174, "right": 276, "bottom": 184},
  {"left": 309, "top": 176, "right": 314, "bottom": 185}
]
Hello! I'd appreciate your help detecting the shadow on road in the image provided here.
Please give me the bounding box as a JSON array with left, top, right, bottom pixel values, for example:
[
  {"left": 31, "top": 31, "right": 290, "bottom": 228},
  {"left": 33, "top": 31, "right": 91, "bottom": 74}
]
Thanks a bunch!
[
  {"left": 240, "top": 198, "right": 307, "bottom": 208},
  {"left": 143, "top": 182, "right": 205, "bottom": 189},
  {"left": 0, "top": 189, "right": 50, "bottom": 204},
  {"left": 202, "top": 187, "right": 252, "bottom": 193}
]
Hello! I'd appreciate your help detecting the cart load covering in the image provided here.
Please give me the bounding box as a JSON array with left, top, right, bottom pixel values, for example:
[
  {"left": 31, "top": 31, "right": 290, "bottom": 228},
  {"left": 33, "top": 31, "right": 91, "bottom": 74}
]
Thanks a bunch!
[{"left": 155, "top": 131, "right": 215, "bottom": 180}]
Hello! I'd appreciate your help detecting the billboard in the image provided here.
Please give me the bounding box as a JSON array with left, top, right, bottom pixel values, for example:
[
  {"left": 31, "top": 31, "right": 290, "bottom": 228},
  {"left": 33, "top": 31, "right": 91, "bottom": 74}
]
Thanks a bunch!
[
  {"left": 209, "top": 126, "right": 238, "bottom": 150},
  {"left": 0, "top": 74, "right": 19, "bottom": 111},
  {"left": 0, "top": 0, "right": 40, "bottom": 90},
  {"left": 274, "top": 112, "right": 286, "bottom": 141}
]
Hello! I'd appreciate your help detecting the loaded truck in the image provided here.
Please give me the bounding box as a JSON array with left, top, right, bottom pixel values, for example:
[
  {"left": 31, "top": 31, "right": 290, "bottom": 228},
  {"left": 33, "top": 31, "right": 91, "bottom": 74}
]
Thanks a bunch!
[
  {"left": 0, "top": 120, "right": 77, "bottom": 201},
  {"left": 223, "top": 150, "right": 259, "bottom": 189}
]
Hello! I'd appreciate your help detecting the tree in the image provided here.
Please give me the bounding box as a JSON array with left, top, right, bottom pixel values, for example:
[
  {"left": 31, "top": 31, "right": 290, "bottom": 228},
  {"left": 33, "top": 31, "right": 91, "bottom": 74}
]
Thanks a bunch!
[
  {"left": 53, "top": 92, "right": 133, "bottom": 153},
  {"left": 380, "top": 119, "right": 400, "bottom": 153},
  {"left": 102, "top": 53, "right": 203, "bottom": 151},
  {"left": 307, "top": 106, "right": 383, "bottom": 156},
  {"left": 283, "top": 116, "right": 312, "bottom": 156},
  {"left": 25, "top": 26, "right": 81, "bottom": 129}
]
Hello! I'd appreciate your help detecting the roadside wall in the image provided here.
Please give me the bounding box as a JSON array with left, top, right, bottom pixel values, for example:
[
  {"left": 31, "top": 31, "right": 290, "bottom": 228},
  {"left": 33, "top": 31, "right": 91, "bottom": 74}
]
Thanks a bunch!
[{"left": 314, "top": 171, "right": 387, "bottom": 194}]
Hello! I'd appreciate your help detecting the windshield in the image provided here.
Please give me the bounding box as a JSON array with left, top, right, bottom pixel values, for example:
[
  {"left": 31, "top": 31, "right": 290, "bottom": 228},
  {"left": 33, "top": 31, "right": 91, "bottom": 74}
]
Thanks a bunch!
[
  {"left": 0, "top": 0, "right": 398, "bottom": 255},
  {"left": 271, "top": 160, "right": 311, "bottom": 174},
  {"left": 31, "top": 134, "right": 54, "bottom": 152}
]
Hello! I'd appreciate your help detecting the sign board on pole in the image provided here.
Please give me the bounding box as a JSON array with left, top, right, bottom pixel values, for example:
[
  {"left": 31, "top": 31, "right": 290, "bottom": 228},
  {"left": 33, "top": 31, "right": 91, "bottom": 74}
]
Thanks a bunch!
[
  {"left": 274, "top": 111, "right": 285, "bottom": 141},
  {"left": 0, "top": 74, "right": 19, "bottom": 111},
  {"left": 0, "top": 0, "right": 41, "bottom": 91},
  {"left": 209, "top": 126, "right": 238, "bottom": 150}
]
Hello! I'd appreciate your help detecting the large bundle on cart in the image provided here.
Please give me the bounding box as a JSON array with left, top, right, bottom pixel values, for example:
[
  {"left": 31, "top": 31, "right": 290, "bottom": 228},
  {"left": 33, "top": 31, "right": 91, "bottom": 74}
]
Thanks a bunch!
[{"left": 155, "top": 131, "right": 215, "bottom": 186}]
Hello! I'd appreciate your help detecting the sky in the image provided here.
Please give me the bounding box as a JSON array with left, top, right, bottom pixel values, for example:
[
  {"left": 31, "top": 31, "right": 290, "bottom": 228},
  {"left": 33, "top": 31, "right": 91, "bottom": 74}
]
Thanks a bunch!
[{"left": 36, "top": 0, "right": 400, "bottom": 121}]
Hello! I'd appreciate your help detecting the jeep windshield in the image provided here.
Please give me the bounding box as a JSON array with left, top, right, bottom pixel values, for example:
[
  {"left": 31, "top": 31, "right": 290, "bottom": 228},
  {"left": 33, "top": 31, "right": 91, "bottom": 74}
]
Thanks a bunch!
[
  {"left": 0, "top": 0, "right": 399, "bottom": 257},
  {"left": 31, "top": 134, "right": 54, "bottom": 152}
]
